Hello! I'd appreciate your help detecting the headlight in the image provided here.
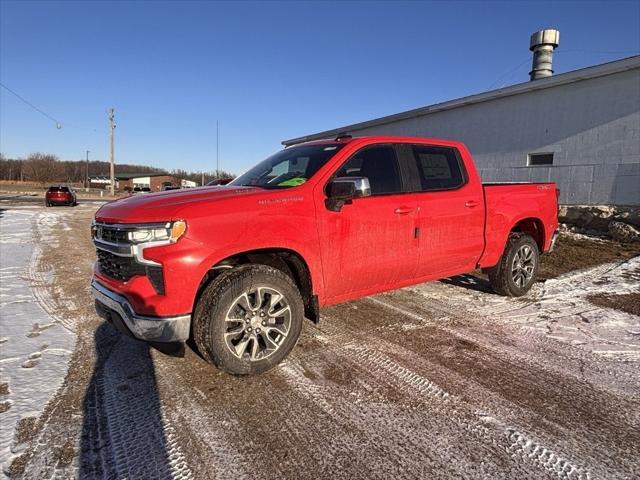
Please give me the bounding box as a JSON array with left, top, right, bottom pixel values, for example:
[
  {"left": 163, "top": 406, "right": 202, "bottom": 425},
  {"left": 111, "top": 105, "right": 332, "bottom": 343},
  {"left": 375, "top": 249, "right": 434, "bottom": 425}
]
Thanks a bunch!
[{"left": 127, "top": 220, "right": 187, "bottom": 243}]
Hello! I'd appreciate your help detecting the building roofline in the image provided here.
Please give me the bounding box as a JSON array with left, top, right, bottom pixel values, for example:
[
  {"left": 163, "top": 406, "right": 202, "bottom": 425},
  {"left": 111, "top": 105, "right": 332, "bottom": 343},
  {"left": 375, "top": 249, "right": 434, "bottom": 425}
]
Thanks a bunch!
[
  {"left": 111, "top": 172, "right": 171, "bottom": 179},
  {"left": 282, "top": 55, "right": 640, "bottom": 146}
]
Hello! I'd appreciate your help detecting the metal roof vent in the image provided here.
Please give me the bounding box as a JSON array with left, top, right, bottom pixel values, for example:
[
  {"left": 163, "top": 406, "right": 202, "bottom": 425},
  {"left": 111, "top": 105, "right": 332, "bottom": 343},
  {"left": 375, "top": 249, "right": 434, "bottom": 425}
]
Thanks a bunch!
[{"left": 529, "top": 29, "right": 560, "bottom": 80}]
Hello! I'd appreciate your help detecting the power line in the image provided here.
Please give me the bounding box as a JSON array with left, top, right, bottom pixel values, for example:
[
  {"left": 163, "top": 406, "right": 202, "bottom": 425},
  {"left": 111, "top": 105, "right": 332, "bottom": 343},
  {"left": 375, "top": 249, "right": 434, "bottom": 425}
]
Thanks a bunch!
[
  {"left": 487, "top": 57, "right": 531, "bottom": 90},
  {"left": 0, "top": 82, "right": 63, "bottom": 129},
  {"left": 487, "top": 49, "right": 640, "bottom": 91}
]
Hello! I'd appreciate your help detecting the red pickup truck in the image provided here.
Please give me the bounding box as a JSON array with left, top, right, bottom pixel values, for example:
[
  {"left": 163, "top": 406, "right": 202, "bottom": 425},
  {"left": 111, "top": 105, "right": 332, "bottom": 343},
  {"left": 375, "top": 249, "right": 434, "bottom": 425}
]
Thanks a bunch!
[{"left": 92, "top": 136, "right": 559, "bottom": 374}]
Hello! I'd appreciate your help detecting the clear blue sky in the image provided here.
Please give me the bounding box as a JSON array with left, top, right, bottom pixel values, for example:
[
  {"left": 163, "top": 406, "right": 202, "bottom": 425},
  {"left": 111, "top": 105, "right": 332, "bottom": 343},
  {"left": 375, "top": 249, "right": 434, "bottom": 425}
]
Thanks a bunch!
[{"left": 1, "top": 0, "right": 639, "bottom": 174}]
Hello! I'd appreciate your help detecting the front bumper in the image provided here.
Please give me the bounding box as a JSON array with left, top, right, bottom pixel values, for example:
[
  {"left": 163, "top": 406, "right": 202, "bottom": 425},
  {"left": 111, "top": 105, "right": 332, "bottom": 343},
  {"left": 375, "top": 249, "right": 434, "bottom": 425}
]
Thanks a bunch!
[{"left": 91, "top": 279, "right": 191, "bottom": 342}]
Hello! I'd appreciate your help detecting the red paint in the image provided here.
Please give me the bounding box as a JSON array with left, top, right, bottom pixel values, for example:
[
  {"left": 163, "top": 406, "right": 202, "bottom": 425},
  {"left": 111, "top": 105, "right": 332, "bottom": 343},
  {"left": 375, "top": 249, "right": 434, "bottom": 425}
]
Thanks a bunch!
[{"left": 93, "top": 136, "right": 559, "bottom": 317}]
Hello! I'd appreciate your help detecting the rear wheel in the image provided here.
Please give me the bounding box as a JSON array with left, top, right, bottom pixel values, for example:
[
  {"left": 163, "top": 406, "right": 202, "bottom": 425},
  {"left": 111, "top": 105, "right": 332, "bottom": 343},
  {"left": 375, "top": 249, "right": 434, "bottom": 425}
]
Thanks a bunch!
[
  {"left": 193, "top": 264, "right": 304, "bottom": 375},
  {"left": 487, "top": 234, "right": 539, "bottom": 297}
]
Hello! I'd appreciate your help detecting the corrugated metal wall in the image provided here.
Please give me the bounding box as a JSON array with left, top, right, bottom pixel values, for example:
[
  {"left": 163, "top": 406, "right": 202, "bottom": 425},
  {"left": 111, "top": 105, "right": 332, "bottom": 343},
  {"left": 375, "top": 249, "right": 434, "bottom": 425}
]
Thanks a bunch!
[{"left": 341, "top": 68, "right": 640, "bottom": 205}]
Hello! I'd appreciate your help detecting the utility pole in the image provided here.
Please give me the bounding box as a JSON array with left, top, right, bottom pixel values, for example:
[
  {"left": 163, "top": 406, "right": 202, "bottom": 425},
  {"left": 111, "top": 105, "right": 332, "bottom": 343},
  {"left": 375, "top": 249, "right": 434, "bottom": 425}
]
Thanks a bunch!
[
  {"left": 108, "top": 108, "right": 115, "bottom": 196},
  {"left": 216, "top": 120, "right": 219, "bottom": 179},
  {"left": 85, "top": 150, "right": 90, "bottom": 190},
  {"left": 201, "top": 171, "right": 205, "bottom": 187}
]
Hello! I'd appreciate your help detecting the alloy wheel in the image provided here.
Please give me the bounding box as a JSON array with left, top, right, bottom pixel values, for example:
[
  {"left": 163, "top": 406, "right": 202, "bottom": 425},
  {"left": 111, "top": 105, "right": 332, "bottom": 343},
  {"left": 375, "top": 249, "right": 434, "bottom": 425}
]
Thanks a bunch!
[
  {"left": 511, "top": 244, "right": 536, "bottom": 288},
  {"left": 224, "top": 286, "right": 291, "bottom": 361}
]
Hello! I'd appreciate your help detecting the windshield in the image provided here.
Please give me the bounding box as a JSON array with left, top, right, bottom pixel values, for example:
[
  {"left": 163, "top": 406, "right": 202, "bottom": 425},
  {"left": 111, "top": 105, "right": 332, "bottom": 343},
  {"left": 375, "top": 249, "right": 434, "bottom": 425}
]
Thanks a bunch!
[{"left": 230, "top": 143, "right": 346, "bottom": 189}]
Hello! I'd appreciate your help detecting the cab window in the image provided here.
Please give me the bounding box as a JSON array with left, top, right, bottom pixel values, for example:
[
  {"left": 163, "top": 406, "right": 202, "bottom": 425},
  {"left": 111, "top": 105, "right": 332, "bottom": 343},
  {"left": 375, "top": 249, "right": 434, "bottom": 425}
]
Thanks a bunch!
[
  {"left": 334, "top": 145, "right": 402, "bottom": 195},
  {"left": 412, "top": 145, "right": 466, "bottom": 191}
]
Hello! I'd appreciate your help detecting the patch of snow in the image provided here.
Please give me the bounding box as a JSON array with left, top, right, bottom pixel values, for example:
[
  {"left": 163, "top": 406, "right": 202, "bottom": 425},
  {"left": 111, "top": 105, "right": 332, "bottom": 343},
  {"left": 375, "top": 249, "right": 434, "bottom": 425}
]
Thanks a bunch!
[
  {"left": 0, "top": 209, "right": 75, "bottom": 477},
  {"left": 407, "top": 256, "right": 640, "bottom": 360}
]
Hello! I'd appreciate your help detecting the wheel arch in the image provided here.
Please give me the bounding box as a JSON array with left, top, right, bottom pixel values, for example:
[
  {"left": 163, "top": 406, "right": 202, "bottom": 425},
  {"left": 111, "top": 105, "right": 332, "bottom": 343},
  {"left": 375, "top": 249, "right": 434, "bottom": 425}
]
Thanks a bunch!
[
  {"left": 510, "top": 217, "right": 545, "bottom": 252},
  {"left": 194, "top": 247, "right": 319, "bottom": 323}
]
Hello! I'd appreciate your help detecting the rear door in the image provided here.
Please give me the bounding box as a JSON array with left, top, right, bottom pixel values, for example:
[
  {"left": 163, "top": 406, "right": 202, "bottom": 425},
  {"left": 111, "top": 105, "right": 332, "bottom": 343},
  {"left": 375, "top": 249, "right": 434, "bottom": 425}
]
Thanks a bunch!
[
  {"left": 408, "top": 144, "right": 485, "bottom": 277},
  {"left": 316, "top": 144, "right": 418, "bottom": 301}
]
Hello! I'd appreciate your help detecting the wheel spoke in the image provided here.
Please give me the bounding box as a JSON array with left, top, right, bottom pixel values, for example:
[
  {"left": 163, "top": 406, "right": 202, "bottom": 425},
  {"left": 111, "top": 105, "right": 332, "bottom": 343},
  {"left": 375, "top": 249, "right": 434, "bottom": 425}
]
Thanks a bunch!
[
  {"left": 234, "top": 337, "right": 251, "bottom": 357},
  {"left": 250, "top": 337, "right": 260, "bottom": 360},
  {"left": 236, "top": 293, "right": 253, "bottom": 313},
  {"left": 265, "top": 323, "right": 288, "bottom": 338},
  {"left": 269, "top": 305, "right": 291, "bottom": 318},
  {"left": 268, "top": 292, "right": 283, "bottom": 310},
  {"left": 225, "top": 326, "right": 244, "bottom": 338},
  {"left": 253, "top": 287, "right": 265, "bottom": 310},
  {"left": 261, "top": 331, "right": 280, "bottom": 350}
]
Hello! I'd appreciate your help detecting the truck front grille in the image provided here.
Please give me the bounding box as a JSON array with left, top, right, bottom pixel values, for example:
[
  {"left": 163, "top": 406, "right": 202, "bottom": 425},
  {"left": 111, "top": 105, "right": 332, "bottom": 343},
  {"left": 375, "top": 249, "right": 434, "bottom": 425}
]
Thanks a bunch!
[
  {"left": 96, "top": 250, "right": 146, "bottom": 281},
  {"left": 93, "top": 222, "right": 166, "bottom": 294}
]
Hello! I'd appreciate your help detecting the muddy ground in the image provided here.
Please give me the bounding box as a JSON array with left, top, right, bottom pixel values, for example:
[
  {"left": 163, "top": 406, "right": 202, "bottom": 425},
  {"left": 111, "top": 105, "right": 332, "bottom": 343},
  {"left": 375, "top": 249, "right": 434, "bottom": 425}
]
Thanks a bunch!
[{"left": 1, "top": 203, "right": 639, "bottom": 480}]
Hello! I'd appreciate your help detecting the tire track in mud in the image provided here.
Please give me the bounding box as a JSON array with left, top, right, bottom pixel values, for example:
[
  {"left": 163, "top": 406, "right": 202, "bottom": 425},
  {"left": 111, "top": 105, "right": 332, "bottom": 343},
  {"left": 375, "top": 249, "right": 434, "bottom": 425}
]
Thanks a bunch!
[
  {"left": 371, "top": 292, "right": 640, "bottom": 394},
  {"left": 333, "top": 296, "right": 638, "bottom": 478},
  {"left": 286, "top": 324, "right": 583, "bottom": 478},
  {"left": 27, "top": 211, "right": 77, "bottom": 332},
  {"left": 278, "top": 360, "right": 479, "bottom": 479},
  {"left": 308, "top": 304, "right": 633, "bottom": 478},
  {"left": 158, "top": 352, "right": 408, "bottom": 480}
]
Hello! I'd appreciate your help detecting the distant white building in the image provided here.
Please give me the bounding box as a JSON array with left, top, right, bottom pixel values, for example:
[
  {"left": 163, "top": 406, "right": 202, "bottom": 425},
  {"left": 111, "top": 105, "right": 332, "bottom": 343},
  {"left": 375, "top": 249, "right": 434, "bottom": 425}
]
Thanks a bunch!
[{"left": 181, "top": 179, "right": 197, "bottom": 188}]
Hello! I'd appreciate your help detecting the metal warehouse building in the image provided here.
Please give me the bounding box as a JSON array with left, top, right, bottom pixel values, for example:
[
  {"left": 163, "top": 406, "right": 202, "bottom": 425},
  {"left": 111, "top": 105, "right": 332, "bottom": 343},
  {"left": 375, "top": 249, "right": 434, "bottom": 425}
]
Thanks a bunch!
[{"left": 283, "top": 34, "right": 640, "bottom": 206}]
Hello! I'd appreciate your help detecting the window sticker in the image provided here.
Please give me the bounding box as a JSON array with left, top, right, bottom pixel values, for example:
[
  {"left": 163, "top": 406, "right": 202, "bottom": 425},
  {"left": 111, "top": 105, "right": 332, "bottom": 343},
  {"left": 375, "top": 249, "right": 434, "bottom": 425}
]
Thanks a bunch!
[{"left": 278, "top": 177, "right": 307, "bottom": 187}]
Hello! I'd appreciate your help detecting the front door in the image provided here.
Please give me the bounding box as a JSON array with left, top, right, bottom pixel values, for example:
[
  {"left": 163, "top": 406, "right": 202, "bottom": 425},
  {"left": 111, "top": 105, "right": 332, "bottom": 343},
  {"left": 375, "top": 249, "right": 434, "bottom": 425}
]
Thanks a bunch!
[{"left": 315, "top": 144, "right": 417, "bottom": 302}]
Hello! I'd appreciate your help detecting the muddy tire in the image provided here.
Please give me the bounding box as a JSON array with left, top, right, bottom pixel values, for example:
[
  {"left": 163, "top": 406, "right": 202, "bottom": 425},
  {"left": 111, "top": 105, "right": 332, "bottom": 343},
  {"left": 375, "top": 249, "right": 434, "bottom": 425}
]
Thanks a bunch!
[
  {"left": 193, "top": 264, "right": 304, "bottom": 375},
  {"left": 488, "top": 234, "right": 539, "bottom": 297}
]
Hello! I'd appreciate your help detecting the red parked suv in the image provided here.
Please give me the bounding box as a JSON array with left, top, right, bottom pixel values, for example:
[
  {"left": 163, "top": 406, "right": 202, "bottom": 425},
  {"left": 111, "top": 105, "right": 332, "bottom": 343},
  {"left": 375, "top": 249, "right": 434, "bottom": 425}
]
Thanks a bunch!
[
  {"left": 92, "top": 136, "right": 559, "bottom": 375},
  {"left": 46, "top": 185, "right": 77, "bottom": 207}
]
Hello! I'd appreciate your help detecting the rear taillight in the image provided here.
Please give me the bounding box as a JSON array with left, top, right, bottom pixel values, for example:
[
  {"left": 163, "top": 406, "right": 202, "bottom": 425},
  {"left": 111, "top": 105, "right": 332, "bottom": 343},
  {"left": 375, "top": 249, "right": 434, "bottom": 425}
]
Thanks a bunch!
[{"left": 555, "top": 187, "right": 560, "bottom": 213}]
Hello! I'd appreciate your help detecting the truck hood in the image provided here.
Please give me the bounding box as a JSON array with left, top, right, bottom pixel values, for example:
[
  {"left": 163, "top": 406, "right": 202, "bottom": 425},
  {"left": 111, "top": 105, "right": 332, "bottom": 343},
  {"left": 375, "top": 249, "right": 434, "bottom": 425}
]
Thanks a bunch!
[{"left": 95, "top": 186, "right": 260, "bottom": 223}]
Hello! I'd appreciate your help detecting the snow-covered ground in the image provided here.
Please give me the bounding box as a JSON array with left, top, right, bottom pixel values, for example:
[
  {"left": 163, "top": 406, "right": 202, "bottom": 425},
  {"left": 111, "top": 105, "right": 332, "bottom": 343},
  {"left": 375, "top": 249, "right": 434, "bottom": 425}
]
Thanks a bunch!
[
  {"left": 0, "top": 207, "right": 75, "bottom": 477},
  {"left": 404, "top": 256, "right": 640, "bottom": 360}
]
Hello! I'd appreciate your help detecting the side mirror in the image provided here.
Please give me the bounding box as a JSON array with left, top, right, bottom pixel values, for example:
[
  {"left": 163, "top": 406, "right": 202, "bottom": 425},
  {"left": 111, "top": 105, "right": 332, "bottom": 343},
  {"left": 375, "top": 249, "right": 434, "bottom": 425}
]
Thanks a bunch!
[{"left": 325, "top": 177, "right": 371, "bottom": 212}]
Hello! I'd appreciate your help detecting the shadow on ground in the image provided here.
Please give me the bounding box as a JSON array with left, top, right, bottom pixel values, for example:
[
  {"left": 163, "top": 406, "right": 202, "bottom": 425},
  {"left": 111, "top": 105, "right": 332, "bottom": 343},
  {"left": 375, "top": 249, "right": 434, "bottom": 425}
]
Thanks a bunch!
[
  {"left": 440, "top": 274, "right": 495, "bottom": 294},
  {"left": 79, "top": 322, "right": 179, "bottom": 479}
]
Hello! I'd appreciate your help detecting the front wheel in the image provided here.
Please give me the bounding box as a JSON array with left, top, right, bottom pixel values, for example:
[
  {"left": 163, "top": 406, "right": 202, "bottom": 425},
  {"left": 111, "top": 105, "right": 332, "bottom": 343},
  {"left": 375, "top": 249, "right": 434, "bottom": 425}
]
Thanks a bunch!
[
  {"left": 193, "top": 264, "right": 304, "bottom": 375},
  {"left": 487, "top": 234, "right": 539, "bottom": 297}
]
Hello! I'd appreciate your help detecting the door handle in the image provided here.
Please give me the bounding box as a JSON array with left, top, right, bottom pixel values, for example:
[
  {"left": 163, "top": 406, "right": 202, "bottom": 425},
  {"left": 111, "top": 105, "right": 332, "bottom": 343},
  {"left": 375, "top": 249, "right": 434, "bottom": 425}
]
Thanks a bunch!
[
  {"left": 394, "top": 206, "right": 414, "bottom": 215},
  {"left": 465, "top": 200, "right": 480, "bottom": 208}
]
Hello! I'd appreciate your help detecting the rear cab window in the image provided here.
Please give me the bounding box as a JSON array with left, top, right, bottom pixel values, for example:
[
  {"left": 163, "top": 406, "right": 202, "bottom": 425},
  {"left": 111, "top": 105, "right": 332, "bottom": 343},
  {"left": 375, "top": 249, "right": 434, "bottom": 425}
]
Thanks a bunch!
[
  {"left": 411, "top": 145, "right": 467, "bottom": 192},
  {"left": 48, "top": 186, "right": 70, "bottom": 193}
]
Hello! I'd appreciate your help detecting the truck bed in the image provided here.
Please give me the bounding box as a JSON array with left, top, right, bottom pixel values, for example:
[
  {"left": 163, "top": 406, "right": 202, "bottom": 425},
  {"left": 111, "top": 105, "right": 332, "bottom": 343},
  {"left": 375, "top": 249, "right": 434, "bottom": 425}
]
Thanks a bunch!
[{"left": 479, "top": 182, "right": 559, "bottom": 268}]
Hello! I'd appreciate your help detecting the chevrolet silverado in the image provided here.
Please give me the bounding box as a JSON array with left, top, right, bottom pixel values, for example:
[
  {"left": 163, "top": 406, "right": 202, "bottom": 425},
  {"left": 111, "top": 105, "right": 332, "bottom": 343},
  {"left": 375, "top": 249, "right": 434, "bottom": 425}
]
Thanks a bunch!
[{"left": 91, "top": 135, "right": 559, "bottom": 375}]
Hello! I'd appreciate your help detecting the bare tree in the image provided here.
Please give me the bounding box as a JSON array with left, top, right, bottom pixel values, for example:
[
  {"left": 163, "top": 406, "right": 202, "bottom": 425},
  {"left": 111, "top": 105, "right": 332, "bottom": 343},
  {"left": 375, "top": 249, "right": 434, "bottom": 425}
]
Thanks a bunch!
[
  {"left": 22, "top": 153, "right": 65, "bottom": 185},
  {"left": 1, "top": 153, "right": 236, "bottom": 184}
]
